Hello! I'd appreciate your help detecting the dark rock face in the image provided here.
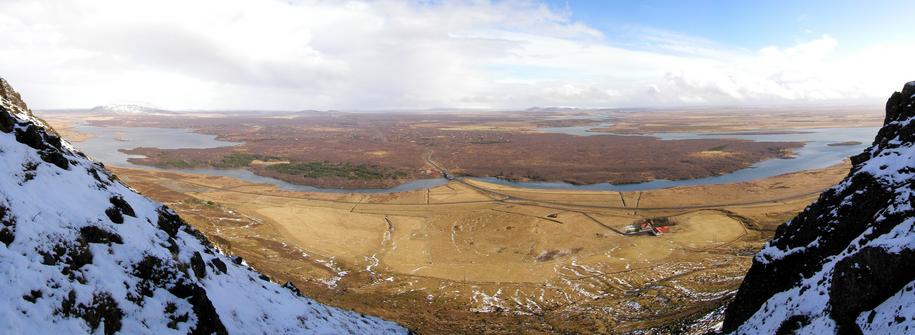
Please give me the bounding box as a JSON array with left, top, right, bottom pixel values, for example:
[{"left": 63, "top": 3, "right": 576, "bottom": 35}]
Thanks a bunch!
[
  {"left": 0, "top": 107, "right": 15, "bottom": 133},
  {"left": 104, "top": 196, "right": 136, "bottom": 224},
  {"left": 79, "top": 226, "right": 124, "bottom": 245},
  {"left": 131, "top": 255, "right": 228, "bottom": 334},
  {"left": 723, "top": 83, "right": 915, "bottom": 333},
  {"left": 190, "top": 252, "right": 207, "bottom": 279},
  {"left": 104, "top": 207, "right": 125, "bottom": 224},
  {"left": 829, "top": 247, "right": 915, "bottom": 329},
  {"left": 40, "top": 239, "right": 93, "bottom": 275},
  {"left": 156, "top": 207, "right": 185, "bottom": 238},
  {"left": 1, "top": 90, "right": 72, "bottom": 170},
  {"left": 210, "top": 258, "right": 227, "bottom": 274},
  {"left": 10, "top": 115, "right": 71, "bottom": 169},
  {"left": 0, "top": 205, "right": 14, "bottom": 246},
  {"left": 109, "top": 196, "right": 136, "bottom": 217},
  {"left": 58, "top": 291, "right": 124, "bottom": 335}
]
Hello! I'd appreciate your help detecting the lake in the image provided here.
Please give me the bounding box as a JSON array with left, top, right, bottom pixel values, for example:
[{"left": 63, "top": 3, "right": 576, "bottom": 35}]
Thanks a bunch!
[
  {"left": 72, "top": 124, "right": 449, "bottom": 193},
  {"left": 71, "top": 123, "right": 877, "bottom": 193},
  {"left": 481, "top": 125, "right": 877, "bottom": 191}
]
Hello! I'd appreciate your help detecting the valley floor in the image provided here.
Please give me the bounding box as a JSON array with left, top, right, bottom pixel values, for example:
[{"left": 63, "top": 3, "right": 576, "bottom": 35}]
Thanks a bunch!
[{"left": 110, "top": 161, "right": 849, "bottom": 334}]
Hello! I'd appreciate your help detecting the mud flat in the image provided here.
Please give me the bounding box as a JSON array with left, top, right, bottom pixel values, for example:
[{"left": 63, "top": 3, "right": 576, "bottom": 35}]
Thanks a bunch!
[{"left": 110, "top": 161, "right": 849, "bottom": 334}]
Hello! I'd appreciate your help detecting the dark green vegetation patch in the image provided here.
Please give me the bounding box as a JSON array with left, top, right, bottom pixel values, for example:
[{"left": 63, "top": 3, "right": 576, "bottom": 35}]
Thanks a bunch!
[
  {"left": 211, "top": 152, "right": 261, "bottom": 168},
  {"left": 153, "top": 152, "right": 276, "bottom": 169},
  {"left": 267, "top": 161, "right": 407, "bottom": 180}
]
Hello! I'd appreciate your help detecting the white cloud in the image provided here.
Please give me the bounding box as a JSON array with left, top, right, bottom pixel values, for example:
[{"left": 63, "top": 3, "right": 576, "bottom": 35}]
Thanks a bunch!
[{"left": 0, "top": 0, "right": 912, "bottom": 110}]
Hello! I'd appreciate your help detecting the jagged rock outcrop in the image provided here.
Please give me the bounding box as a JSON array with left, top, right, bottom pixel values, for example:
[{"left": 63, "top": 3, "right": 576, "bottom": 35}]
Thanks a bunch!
[
  {"left": 0, "top": 77, "right": 407, "bottom": 334},
  {"left": 723, "top": 83, "right": 915, "bottom": 334}
]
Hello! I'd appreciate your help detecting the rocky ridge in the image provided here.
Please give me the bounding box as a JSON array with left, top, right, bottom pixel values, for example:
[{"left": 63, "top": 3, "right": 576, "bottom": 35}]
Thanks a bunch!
[
  {"left": 0, "top": 77, "right": 407, "bottom": 334},
  {"left": 723, "top": 83, "right": 915, "bottom": 333}
]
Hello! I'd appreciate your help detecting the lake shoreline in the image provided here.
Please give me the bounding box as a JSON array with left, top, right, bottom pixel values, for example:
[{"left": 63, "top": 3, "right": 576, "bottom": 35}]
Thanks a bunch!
[{"left": 67, "top": 123, "right": 877, "bottom": 193}]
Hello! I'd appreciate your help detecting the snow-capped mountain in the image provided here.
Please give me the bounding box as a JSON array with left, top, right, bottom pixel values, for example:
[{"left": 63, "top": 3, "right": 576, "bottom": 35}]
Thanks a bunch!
[
  {"left": 0, "top": 77, "right": 407, "bottom": 334},
  {"left": 90, "top": 104, "right": 174, "bottom": 115},
  {"left": 723, "top": 83, "right": 915, "bottom": 334}
]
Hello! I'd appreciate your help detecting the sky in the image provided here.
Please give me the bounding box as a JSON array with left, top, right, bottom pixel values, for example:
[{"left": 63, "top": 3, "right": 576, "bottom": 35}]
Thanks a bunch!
[{"left": 1, "top": 0, "right": 914, "bottom": 110}]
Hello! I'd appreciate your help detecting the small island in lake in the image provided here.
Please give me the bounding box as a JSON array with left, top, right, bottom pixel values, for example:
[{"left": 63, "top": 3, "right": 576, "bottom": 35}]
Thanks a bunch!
[{"left": 827, "top": 141, "right": 863, "bottom": 147}]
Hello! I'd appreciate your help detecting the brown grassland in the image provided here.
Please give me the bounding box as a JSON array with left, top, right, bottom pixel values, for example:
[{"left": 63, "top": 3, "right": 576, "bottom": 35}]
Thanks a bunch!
[
  {"left": 46, "top": 109, "right": 818, "bottom": 188},
  {"left": 40, "top": 107, "right": 878, "bottom": 333},
  {"left": 111, "top": 161, "right": 848, "bottom": 334}
]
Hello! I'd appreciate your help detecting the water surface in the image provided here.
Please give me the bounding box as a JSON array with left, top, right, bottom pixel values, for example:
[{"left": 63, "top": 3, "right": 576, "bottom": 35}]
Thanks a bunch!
[
  {"left": 479, "top": 126, "right": 878, "bottom": 191},
  {"left": 72, "top": 124, "right": 448, "bottom": 193},
  {"left": 74, "top": 125, "right": 239, "bottom": 165},
  {"left": 71, "top": 123, "right": 877, "bottom": 193}
]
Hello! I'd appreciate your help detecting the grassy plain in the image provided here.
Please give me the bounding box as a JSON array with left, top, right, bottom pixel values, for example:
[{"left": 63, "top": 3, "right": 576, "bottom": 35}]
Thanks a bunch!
[
  {"left": 110, "top": 161, "right": 849, "bottom": 334},
  {"left": 589, "top": 106, "right": 882, "bottom": 134},
  {"left": 41, "top": 108, "right": 873, "bottom": 332}
]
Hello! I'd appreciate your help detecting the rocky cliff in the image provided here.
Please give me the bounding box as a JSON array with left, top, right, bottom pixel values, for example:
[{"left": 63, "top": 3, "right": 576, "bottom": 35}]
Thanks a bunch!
[
  {"left": 723, "top": 83, "right": 915, "bottom": 334},
  {"left": 0, "top": 77, "right": 407, "bottom": 334}
]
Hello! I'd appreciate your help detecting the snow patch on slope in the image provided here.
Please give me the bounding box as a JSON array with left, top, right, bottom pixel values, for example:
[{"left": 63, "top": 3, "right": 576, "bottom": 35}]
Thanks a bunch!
[
  {"left": 726, "top": 82, "right": 915, "bottom": 334},
  {"left": 0, "top": 78, "right": 406, "bottom": 334}
]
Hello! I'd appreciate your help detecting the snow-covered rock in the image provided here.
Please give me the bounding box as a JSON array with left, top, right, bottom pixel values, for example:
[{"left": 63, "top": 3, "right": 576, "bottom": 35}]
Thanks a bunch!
[
  {"left": 0, "top": 77, "right": 408, "bottom": 334},
  {"left": 722, "top": 83, "right": 915, "bottom": 334}
]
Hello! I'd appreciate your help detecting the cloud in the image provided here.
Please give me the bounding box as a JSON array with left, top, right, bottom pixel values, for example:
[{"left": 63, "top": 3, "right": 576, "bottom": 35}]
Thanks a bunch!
[{"left": 0, "top": 0, "right": 912, "bottom": 110}]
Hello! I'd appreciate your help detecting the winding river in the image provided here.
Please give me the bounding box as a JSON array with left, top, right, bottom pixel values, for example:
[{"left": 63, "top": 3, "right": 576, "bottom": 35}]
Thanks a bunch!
[{"left": 71, "top": 123, "right": 877, "bottom": 193}]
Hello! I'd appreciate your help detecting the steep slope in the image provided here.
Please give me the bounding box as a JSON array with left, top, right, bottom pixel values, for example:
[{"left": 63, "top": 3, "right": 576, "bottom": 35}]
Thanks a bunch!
[
  {"left": 0, "top": 77, "right": 407, "bottom": 334},
  {"left": 723, "top": 83, "right": 915, "bottom": 333}
]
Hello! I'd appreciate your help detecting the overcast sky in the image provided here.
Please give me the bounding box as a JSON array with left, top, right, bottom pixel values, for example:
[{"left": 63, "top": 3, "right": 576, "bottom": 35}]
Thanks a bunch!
[{"left": 1, "top": 0, "right": 914, "bottom": 110}]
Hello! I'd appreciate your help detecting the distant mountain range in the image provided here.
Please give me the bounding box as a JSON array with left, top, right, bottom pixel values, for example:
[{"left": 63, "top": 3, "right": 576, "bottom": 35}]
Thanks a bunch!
[{"left": 89, "top": 104, "right": 176, "bottom": 115}]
